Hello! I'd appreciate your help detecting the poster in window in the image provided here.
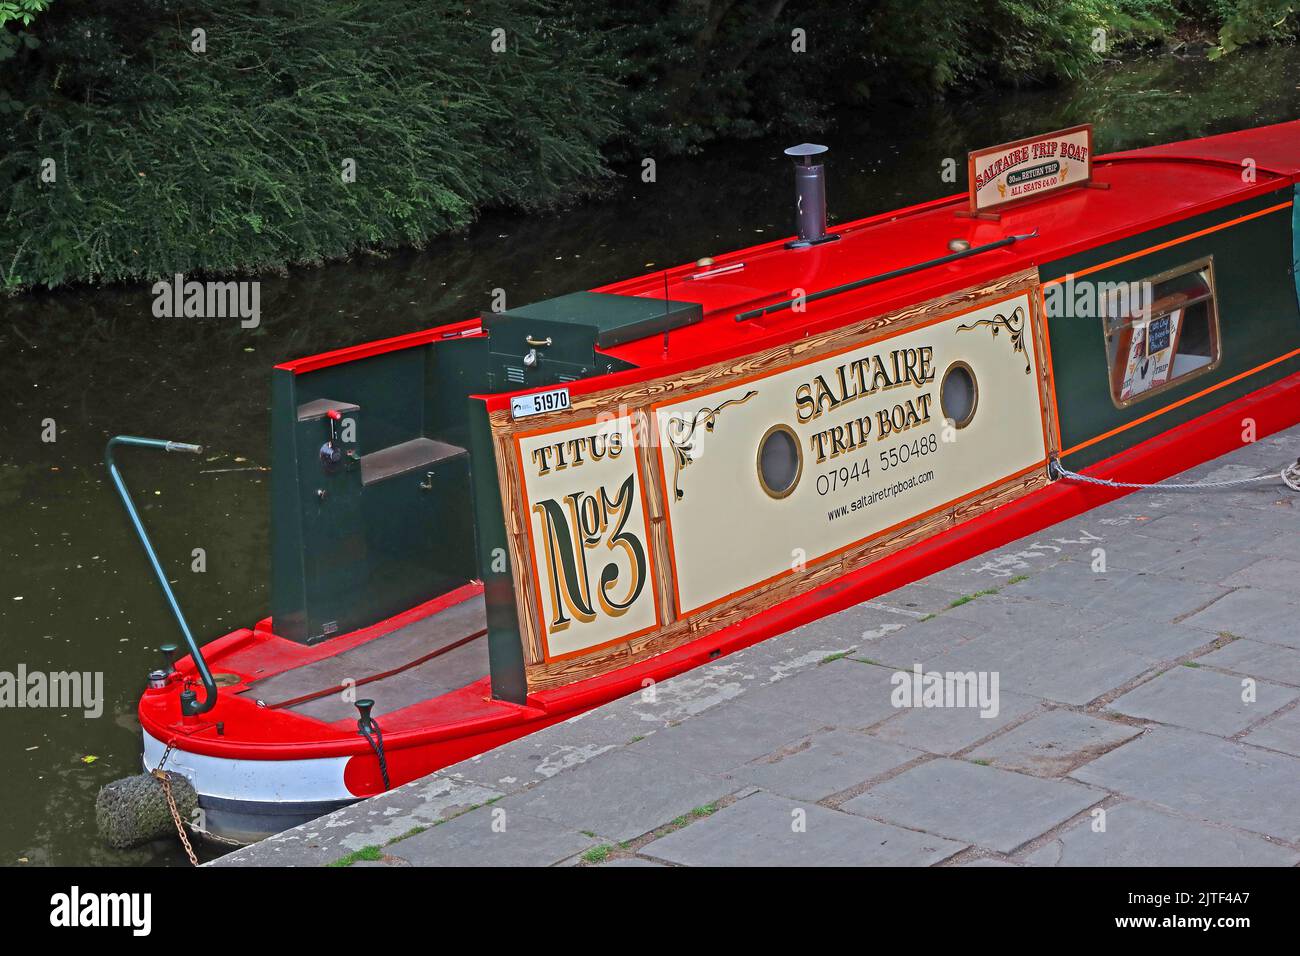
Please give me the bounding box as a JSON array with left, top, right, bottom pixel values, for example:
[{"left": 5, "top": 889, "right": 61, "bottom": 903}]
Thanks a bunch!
[{"left": 1118, "top": 309, "right": 1182, "bottom": 401}]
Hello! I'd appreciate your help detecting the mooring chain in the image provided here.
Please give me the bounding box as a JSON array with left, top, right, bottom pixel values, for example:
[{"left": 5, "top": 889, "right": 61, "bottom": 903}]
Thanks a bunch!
[
  {"left": 1050, "top": 457, "right": 1300, "bottom": 493},
  {"left": 151, "top": 741, "right": 199, "bottom": 867}
]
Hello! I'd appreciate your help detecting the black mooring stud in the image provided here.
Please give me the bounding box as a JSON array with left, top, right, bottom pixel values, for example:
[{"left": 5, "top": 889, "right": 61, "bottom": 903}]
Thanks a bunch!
[
  {"left": 356, "top": 698, "right": 375, "bottom": 733},
  {"left": 160, "top": 643, "right": 179, "bottom": 670}
]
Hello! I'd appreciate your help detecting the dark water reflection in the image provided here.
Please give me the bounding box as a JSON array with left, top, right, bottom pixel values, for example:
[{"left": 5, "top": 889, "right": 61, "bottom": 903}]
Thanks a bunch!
[{"left": 1, "top": 46, "right": 1297, "bottom": 866}]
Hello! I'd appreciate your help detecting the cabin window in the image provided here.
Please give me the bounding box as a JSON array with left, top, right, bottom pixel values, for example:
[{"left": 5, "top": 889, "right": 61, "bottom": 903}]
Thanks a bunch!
[
  {"left": 940, "top": 362, "right": 979, "bottom": 429},
  {"left": 1103, "top": 257, "right": 1220, "bottom": 407},
  {"left": 757, "top": 424, "right": 802, "bottom": 499}
]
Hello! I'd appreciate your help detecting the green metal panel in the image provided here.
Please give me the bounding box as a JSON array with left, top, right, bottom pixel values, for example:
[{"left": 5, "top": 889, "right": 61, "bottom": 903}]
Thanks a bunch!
[
  {"left": 1293, "top": 184, "right": 1300, "bottom": 314},
  {"left": 490, "top": 291, "right": 703, "bottom": 349},
  {"left": 270, "top": 339, "right": 487, "bottom": 644},
  {"left": 1042, "top": 190, "right": 1300, "bottom": 470},
  {"left": 467, "top": 398, "right": 528, "bottom": 704},
  {"left": 483, "top": 291, "right": 680, "bottom": 390},
  {"left": 270, "top": 368, "right": 309, "bottom": 641}
]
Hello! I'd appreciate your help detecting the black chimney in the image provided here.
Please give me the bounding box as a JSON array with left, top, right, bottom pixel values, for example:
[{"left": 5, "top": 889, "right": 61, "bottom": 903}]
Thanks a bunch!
[{"left": 784, "top": 144, "right": 839, "bottom": 249}]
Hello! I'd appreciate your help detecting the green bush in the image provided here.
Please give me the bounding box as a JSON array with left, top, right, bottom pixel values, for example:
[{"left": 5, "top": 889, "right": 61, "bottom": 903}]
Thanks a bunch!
[
  {"left": 1, "top": 1, "right": 617, "bottom": 289},
  {"left": 2, "top": 0, "right": 1297, "bottom": 291}
]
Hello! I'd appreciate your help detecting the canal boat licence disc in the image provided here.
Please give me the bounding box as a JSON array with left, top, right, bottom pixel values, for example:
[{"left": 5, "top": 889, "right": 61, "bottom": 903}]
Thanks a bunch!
[{"left": 511, "top": 387, "right": 571, "bottom": 420}]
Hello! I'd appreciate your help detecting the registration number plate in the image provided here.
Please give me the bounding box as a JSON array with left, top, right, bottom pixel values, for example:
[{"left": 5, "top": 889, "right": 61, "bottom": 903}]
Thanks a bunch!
[{"left": 510, "top": 387, "right": 571, "bottom": 420}]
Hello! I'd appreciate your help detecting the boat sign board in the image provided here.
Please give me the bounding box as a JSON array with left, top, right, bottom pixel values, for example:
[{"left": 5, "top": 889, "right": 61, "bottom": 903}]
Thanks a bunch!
[
  {"left": 969, "top": 124, "right": 1092, "bottom": 213},
  {"left": 510, "top": 386, "right": 571, "bottom": 420},
  {"left": 652, "top": 287, "right": 1051, "bottom": 616},
  {"left": 487, "top": 270, "right": 1056, "bottom": 692},
  {"left": 511, "top": 413, "right": 661, "bottom": 660}
]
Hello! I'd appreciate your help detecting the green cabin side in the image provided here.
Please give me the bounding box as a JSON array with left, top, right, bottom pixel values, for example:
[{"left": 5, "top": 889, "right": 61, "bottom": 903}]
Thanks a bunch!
[
  {"left": 267, "top": 291, "right": 682, "bottom": 700},
  {"left": 1042, "top": 185, "right": 1300, "bottom": 471}
]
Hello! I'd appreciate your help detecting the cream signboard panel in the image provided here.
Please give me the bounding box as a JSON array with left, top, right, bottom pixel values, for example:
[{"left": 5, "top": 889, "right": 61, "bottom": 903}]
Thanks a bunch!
[
  {"left": 514, "top": 414, "right": 660, "bottom": 660},
  {"left": 969, "top": 125, "right": 1092, "bottom": 213},
  {"left": 652, "top": 291, "right": 1049, "bottom": 616}
]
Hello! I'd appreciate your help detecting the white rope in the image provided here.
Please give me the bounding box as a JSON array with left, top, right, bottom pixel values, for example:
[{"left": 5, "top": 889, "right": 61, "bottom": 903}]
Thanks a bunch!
[{"left": 1050, "top": 457, "right": 1300, "bottom": 493}]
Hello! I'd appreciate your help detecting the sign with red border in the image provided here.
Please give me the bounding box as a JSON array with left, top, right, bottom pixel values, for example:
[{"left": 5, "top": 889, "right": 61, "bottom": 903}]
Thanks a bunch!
[{"left": 968, "top": 124, "right": 1093, "bottom": 213}]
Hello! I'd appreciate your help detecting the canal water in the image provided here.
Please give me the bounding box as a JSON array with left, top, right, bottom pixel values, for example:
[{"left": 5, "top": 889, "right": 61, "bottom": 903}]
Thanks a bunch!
[{"left": 2, "top": 46, "right": 1298, "bottom": 866}]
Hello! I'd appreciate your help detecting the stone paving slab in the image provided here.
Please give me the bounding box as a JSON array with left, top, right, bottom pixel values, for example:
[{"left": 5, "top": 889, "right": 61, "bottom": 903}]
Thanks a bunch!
[
  {"left": 626, "top": 699, "right": 823, "bottom": 774},
  {"left": 967, "top": 710, "right": 1142, "bottom": 776},
  {"left": 210, "top": 774, "right": 503, "bottom": 866},
  {"left": 1106, "top": 665, "right": 1299, "bottom": 736},
  {"left": 732, "top": 729, "right": 921, "bottom": 801},
  {"left": 997, "top": 562, "right": 1230, "bottom": 625},
  {"left": 1022, "top": 801, "right": 1300, "bottom": 867},
  {"left": 384, "top": 806, "right": 597, "bottom": 867},
  {"left": 1241, "top": 707, "right": 1300, "bottom": 757},
  {"left": 867, "top": 690, "right": 1040, "bottom": 755},
  {"left": 1099, "top": 532, "right": 1260, "bottom": 583},
  {"left": 1198, "top": 639, "right": 1300, "bottom": 687},
  {"left": 640, "top": 791, "right": 967, "bottom": 867},
  {"left": 1144, "top": 547, "right": 1267, "bottom": 589},
  {"left": 863, "top": 583, "right": 977, "bottom": 617},
  {"left": 924, "top": 626, "right": 1161, "bottom": 707},
  {"left": 940, "top": 592, "right": 1115, "bottom": 637},
  {"left": 500, "top": 750, "right": 735, "bottom": 843},
  {"left": 736, "top": 658, "right": 901, "bottom": 730},
  {"left": 841, "top": 758, "right": 1103, "bottom": 853},
  {"left": 1071, "top": 727, "right": 1300, "bottom": 843},
  {"left": 1183, "top": 587, "right": 1300, "bottom": 648},
  {"left": 1220, "top": 556, "right": 1300, "bottom": 593},
  {"left": 853, "top": 613, "right": 986, "bottom": 668},
  {"left": 1135, "top": 511, "right": 1294, "bottom": 553},
  {"left": 1079, "top": 617, "right": 1218, "bottom": 663}
]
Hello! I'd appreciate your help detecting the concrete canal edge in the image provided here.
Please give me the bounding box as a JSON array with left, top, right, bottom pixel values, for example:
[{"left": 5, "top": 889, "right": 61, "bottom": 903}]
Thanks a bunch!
[{"left": 215, "top": 424, "right": 1300, "bottom": 867}]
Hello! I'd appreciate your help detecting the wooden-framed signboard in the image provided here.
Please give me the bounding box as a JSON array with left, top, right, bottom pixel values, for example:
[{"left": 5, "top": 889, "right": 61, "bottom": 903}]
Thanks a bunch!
[
  {"left": 487, "top": 269, "right": 1060, "bottom": 692},
  {"left": 968, "top": 124, "right": 1093, "bottom": 214}
]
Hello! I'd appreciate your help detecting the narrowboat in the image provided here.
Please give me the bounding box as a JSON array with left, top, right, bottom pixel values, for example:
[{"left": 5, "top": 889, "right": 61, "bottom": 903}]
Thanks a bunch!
[{"left": 116, "top": 120, "right": 1300, "bottom": 843}]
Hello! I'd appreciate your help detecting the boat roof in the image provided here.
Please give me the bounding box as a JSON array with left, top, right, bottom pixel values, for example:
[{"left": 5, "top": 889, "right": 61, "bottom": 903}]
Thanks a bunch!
[
  {"left": 594, "top": 120, "right": 1300, "bottom": 372},
  {"left": 1103, "top": 118, "right": 1300, "bottom": 176}
]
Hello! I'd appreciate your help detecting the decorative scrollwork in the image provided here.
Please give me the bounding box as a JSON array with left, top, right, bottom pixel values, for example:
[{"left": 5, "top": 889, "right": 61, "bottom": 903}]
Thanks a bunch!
[
  {"left": 956, "top": 305, "right": 1031, "bottom": 374},
  {"left": 665, "top": 390, "right": 758, "bottom": 500}
]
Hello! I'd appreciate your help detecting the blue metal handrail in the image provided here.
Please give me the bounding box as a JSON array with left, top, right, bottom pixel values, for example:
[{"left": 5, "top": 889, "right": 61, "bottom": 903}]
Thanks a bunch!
[{"left": 106, "top": 435, "right": 217, "bottom": 716}]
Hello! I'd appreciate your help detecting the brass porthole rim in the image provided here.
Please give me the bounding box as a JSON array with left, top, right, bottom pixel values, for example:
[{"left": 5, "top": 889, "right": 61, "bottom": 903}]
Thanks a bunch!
[
  {"left": 941, "top": 361, "right": 979, "bottom": 430},
  {"left": 756, "top": 423, "right": 803, "bottom": 500}
]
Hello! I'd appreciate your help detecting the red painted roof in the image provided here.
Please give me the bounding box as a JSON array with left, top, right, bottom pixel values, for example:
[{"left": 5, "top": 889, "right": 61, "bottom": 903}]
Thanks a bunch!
[
  {"left": 1104, "top": 118, "right": 1300, "bottom": 176},
  {"left": 596, "top": 122, "right": 1299, "bottom": 372}
]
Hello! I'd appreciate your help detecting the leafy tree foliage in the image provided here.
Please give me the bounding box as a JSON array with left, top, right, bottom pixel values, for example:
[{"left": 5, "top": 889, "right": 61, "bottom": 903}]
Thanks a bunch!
[{"left": 1, "top": 0, "right": 1296, "bottom": 290}]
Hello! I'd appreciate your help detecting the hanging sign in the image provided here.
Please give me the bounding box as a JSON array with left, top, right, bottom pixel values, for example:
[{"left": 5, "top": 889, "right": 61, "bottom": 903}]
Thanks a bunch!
[{"left": 968, "top": 124, "right": 1093, "bottom": 213}]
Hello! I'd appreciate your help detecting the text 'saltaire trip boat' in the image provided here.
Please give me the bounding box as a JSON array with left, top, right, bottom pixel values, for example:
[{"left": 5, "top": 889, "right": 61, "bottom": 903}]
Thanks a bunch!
[{"left": 114, "top": 121, "right": 1300, "bottom": 841}]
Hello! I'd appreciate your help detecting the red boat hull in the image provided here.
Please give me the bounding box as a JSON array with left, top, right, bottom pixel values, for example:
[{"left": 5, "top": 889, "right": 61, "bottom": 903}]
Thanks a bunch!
[{"left": 141, "top": 368, "right": 1300, "bottom": 840}]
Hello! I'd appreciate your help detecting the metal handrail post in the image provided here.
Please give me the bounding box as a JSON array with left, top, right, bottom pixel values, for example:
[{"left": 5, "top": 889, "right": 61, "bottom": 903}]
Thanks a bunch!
[{"left": 106, "top": 435, "right": 217, "bottom": 716}]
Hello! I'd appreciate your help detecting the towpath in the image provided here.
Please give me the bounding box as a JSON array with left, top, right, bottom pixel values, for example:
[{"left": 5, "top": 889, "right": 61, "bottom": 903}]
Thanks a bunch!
[{"left": 217, "top": 424, "right": 1300, "bottom": 867}]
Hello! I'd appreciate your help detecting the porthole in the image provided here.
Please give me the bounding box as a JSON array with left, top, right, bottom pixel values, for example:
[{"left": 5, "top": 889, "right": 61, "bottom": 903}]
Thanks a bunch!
[
  {"left": 757, "top": 424, "right": 802, "bottom": 499},
  {"left": 940, "top": 361, "right": 978, "bottom": 429}
]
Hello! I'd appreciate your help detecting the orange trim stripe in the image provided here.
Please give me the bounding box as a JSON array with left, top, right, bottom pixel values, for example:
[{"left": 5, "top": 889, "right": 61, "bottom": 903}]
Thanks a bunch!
[
  {"left": 1042, "top": 200, "right": 1293, "bottom": 287},
  {"left": 1063, "top": 346, "right": 1300, "bottom": 457},
  {"left": 1037, "top": 287, "right": 1063, "bottom": 449},
  {"left": 1040, "top": 197, "right": 1297, "bottom": 457}
]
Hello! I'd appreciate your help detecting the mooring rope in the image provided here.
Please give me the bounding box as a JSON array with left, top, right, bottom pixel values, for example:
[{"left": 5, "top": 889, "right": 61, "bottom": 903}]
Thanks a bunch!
[
  {"left": 359, "top": 719, "right": 391, "bottom": 791},
  {"left": 1050, "top": 457, "right": 1300, "bottom": 493}
]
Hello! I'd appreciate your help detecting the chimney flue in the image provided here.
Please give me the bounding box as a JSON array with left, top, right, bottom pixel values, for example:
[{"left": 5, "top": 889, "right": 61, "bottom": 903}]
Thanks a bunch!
[{"left": 784, "top": 144, "right": 839, "bottom": 249}]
